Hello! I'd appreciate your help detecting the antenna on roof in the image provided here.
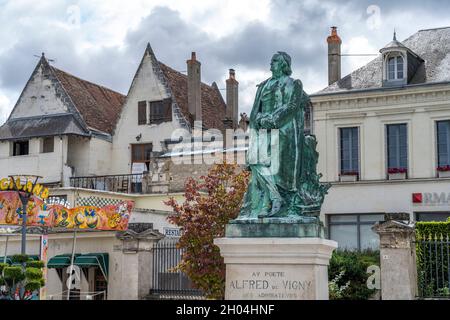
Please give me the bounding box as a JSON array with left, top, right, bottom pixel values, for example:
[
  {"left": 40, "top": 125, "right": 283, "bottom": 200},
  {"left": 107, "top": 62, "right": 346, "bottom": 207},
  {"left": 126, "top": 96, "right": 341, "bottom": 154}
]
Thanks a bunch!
[
  {"left": 33, "top": 52, "right": 56, "bottom": 63},
  {"left": 393, "top": 28, "right": 397, "bottom": 41}
]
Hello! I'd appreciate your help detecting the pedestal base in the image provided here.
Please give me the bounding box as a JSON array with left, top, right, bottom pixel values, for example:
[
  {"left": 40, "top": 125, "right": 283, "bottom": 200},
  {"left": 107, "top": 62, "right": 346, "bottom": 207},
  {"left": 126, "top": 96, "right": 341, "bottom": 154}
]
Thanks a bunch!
[
  {"left": 214, "top": 237, "right": 337, "bottom": 300},
  {"left": 226, "top": 218, "right": 325, "bottom": 238}
]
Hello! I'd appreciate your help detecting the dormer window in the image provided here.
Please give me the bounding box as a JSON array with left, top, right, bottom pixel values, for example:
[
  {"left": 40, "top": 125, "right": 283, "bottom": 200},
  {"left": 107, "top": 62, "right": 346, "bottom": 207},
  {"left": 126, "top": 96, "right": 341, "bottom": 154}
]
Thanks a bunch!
[
  {"left": 387, "top": 56, "right": 404, "bottom": 80},
  {"left": 378, "top": 31, "right": 425, "bottom": 87}
]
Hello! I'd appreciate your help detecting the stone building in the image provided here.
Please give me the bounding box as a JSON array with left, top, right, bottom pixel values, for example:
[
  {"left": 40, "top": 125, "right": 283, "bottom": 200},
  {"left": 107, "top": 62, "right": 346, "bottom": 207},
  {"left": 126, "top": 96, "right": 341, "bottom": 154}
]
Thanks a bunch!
[
  {"left": 0, "top": 42, "right": 241, "bottom": 300},
  {"left": 0, "top": 44, "right": 239, "bottom": 189},
  {"left": 311, "top": 26, "right": 450, "bottom": 250}
]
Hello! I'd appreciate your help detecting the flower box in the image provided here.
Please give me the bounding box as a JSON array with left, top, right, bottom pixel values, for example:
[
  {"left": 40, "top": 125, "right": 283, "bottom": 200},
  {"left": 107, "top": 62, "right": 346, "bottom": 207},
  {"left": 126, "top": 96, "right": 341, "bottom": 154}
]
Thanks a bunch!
[
  {"left": 339, "top": 173, "right": 358, "bottom": 182},
  {"left": 388, "top": 172, "right": 406, "bottom": 180},
  {"left": 438, "top": 170, "right": 450, "bottom": 178},
  {"left": 387, "top": 168, "right": 407, "bottom": 180}
]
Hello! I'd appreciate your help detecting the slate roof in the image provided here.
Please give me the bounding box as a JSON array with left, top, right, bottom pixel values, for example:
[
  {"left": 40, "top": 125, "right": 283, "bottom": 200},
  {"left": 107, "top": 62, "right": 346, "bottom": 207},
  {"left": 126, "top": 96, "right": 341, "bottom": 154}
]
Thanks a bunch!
[
  {"left": 159, "top": 62, "right": 228, "bottom": 131},
  {"left": 315, "top": 27, "right": 450, "bottom": 95},
  {"left": 0, "top": 114, "right": 88, "bottom": 141},
  {"left": 51, "top": 67, "right": 126, "bottom": 134}
]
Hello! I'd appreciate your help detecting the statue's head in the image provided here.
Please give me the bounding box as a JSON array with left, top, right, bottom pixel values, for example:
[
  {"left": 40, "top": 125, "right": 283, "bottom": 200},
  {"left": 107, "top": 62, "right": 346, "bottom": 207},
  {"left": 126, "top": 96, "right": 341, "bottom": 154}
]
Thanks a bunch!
[{"left": 270, "top": 51, "right": 292, "bottom": 77}]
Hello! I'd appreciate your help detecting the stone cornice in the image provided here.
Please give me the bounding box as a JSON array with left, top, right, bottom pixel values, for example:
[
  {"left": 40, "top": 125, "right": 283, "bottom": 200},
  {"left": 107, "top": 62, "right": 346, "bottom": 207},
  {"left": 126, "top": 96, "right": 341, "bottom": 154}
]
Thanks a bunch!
[{"left": 311, "top": 84, "right": 450, "bottom": 112}]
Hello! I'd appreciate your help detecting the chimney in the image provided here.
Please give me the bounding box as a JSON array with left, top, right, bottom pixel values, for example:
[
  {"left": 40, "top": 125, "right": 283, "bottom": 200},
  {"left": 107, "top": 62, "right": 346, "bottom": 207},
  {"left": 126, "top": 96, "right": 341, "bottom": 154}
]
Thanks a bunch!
[
  {"left": 327, "top": 26, "right": 342, "bottom": 85},
  {"left": 226, "top": 69, "right": 239, "bottom": 129},
  {"left": 187, "top": 52, "right": 202, "bottom": 122}
]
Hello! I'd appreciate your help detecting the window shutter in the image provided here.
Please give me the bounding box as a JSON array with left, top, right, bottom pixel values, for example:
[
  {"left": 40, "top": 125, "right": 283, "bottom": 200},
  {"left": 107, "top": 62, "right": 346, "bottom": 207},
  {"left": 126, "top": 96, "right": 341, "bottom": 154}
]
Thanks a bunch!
[
  {"left": 138, "top": 101, "right": 147, "bottom": 125},
  {"left": 163, "top": 98, "right": 172, "bottom": 122}
]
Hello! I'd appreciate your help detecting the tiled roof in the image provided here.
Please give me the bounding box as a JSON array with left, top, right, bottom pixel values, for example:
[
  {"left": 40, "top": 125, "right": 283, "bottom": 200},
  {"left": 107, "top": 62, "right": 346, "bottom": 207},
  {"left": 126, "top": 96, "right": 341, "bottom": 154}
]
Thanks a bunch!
[
  {"left": 159, "top": 62, "right": 228, "bottom": 131},
  {"left": 52, "top": 67, "right": 126, "bottom": 134},
  {"left": 0, "top": 114, "right": 88, "bottom": 141},
  {"left": 316, "top": 27, "right": 450, "bottom": 95}
]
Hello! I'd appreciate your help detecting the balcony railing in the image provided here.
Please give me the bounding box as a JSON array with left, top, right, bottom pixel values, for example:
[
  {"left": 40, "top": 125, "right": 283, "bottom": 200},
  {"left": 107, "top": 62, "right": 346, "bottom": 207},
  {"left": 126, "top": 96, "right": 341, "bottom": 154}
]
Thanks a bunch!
[{"left": 70, "top": 174, "right": 144, "bottom": 194}]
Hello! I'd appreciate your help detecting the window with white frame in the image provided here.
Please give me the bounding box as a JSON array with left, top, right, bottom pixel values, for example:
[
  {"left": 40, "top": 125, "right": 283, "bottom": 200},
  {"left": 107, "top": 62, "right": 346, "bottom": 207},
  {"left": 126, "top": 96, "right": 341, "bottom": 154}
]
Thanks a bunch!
[
  {"left": 339, "top": 127, "right": 359, "bottom": 176},
  {"left": 387, "top": 55, "right": 404, "bottom": 80},
  {"left": 386, "top": 123, "right": 408, "bottom": 173},
  {"left": 437, "top": 120, "right": 450, "bottom": 167}
]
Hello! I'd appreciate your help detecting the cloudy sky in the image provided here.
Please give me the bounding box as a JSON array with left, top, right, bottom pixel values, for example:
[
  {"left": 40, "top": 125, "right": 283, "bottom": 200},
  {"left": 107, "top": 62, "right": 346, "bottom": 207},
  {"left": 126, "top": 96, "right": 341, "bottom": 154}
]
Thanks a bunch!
[{"left": 1, "top": 0, "right": 450, "bottom": 124}]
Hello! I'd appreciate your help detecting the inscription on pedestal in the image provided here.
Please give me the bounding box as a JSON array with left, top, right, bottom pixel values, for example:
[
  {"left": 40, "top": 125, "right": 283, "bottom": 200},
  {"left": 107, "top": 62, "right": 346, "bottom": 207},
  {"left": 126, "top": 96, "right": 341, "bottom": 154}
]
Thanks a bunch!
[{"left": 226, "top": 266, "right": 315, "bottom": 300}]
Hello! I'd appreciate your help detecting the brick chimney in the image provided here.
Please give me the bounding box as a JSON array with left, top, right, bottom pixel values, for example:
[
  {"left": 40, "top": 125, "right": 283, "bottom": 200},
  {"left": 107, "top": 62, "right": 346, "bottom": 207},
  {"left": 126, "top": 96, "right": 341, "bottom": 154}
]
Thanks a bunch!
[
  {"left": 187, "top": 52, "right": 202, "bottom": 122},
  {"left": 327, "top": 26, "right": 342, "bottom": 85},
  {"left": 226, "top": 69, "right": 239, "bottom": 129}
]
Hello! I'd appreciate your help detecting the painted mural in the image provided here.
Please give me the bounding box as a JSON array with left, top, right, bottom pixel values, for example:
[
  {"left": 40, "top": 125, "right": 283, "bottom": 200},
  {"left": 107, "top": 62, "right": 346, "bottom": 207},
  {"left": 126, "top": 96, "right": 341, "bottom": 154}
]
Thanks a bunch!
[{"left": 0, "top": 191, "right": 133, "bottom": 231}]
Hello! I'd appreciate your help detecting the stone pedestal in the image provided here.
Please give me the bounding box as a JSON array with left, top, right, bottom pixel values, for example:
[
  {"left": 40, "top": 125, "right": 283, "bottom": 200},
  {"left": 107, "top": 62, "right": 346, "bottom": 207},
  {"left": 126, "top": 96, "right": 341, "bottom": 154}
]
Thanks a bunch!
[
  {"left": 372, "top": 219, "right": 417, "bottom": 300},
  {"left": 214, "top": 237, "right": 337, "bottom": 300}
]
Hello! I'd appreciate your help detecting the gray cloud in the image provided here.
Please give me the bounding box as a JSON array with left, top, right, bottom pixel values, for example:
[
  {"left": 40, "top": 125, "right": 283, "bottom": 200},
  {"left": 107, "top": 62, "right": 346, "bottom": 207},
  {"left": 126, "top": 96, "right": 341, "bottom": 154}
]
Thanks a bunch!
[{"left": 1, "top": 0, "right": 450, "bottom": 122}]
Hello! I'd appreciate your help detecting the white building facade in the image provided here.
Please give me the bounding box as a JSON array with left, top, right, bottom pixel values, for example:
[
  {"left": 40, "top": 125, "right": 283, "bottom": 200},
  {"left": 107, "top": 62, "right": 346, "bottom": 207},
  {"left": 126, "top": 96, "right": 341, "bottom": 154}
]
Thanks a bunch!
[{"left": 312, "top": 27, "right": 450, "bottom": 251}]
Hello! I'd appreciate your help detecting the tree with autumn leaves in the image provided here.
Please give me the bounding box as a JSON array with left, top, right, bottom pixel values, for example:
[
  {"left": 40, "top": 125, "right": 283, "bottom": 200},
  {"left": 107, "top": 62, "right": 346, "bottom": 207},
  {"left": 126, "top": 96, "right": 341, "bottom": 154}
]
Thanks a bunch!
[{"left": 165, "top": 163, "right": 249, "bottom": 299}]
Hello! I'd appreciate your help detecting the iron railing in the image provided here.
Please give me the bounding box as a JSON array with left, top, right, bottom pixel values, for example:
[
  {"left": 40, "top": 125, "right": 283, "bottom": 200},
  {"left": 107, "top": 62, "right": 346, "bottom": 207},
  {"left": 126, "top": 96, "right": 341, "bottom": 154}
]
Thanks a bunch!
[
  {"left": 416, "top": 234, "right": 450, "bottom": 298},
  {"left": 70, "top": 174, "right": 144, "bottom": 194},
  {"left": 150, "top": 239, "right": 204, "bottom": 299}
]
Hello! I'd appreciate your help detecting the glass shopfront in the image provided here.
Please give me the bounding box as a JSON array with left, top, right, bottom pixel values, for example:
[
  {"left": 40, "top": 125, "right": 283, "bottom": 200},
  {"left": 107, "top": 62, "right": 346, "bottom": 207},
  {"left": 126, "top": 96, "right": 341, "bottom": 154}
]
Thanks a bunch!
[{"left": 327, "top": 214, "right": 385, "bottom": 251}]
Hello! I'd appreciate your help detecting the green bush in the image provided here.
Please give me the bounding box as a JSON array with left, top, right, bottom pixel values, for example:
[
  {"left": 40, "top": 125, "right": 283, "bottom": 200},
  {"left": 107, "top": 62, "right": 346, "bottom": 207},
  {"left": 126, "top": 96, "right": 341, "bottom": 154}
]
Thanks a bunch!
[
  {"left": 3, "top": 266, "right": 25, "bottom": 282},
  {"left": 26, "top": 260, "right": 45, "bottom": 269},
  {"left": 25, "top": 280, "right": 42, "bottom": 292},
  {"left": 0, "top": 263, "right": 7, "bottom": 273},
  {"left": 416, "top": 221, "right": 450, "bottom": 239},
  {"left": 328, "top": 250, "right": 380, "bottom": 300},
  {"left": 11, "top": 254, "right": 28, "bottom": 264},
  {"left": 0, "top": 255, "right": 46, "bottom": 300},
  {"left": 416, "top": 220, "right": 450, "bottom": 297},
  {"left": 25, "top": 267, "right": 43, "bottom": 280}
]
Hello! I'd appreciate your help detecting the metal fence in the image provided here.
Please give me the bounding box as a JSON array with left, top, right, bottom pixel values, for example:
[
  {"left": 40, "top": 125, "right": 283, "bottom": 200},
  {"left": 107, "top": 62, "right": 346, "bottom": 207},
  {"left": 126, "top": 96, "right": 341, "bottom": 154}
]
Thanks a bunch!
[
  {"left": 70, "top": 174, "right": 144, "bottom": 194},
  {"left": 149, "top": 239, "right": 204, "bottom": 299},
  {"left": 416, "top": 234, "right": 450, "bottom": 298}
]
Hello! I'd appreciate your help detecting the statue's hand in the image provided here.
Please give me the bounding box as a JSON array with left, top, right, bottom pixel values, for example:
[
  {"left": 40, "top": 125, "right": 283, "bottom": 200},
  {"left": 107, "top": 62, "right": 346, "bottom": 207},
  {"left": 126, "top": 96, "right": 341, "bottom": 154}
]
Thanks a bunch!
[{"left": 260, "top": 116, "right": 275, "bottom": 129}]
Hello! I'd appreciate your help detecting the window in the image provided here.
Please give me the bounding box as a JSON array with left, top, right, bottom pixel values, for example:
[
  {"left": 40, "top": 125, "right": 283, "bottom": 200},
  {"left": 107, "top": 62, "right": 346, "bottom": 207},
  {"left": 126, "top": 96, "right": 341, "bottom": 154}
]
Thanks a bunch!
[
  {"left": 12, "top": 140, "right": 29, "bottom": 156},
  {"left": 138, "top": 101, "right": 147, "bottom": 125},
  {"left": 131, "top": 143, "right": 152, "bottom": 164},
  {"left": 328, "top": 214, "right": 385, "bottom": 250},
  {"left": 437, "top": 120, "right": 450, "bottom": 167},
  {"left": 416, "top": 212, "right": 450, "bottom": 222},
  {"left": 42, "top": 137, "right": 54, "bottom": 153},
  {"left": 387, "top": 124, "right": 408, "bottom": 171},
  {"left": 387, "top": 56, "right": 404, "bottom": 80},
  {"left": 149, "top": 98, "right": 172, "bottom": 125},
  {"left": 93, "top": 268, "right": 107, "bottom": 300},
  {"left": 339, "top": 127, "right": 359, "bottom": 175}
]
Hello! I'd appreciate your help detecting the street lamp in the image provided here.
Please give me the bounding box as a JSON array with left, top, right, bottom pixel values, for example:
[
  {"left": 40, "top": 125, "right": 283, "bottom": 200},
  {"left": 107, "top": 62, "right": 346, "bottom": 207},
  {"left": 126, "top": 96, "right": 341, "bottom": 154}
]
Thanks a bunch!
[{"left": 8, "top": 175, "right": 42, "bottom": 255}]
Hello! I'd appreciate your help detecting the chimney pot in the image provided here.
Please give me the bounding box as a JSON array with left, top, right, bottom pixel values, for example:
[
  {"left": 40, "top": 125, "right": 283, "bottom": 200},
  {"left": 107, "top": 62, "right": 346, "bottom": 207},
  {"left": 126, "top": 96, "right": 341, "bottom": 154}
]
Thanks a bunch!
[
  {"left": 327, "top": 26, "right": 342, "bottom": 85},
  {"left": 187, "top": 52, "right": 201, "bottom": 122},
  {"left": 229, "top": 69, "right": 235, "bottom": 79},
  {"left": 226, "top": 69, "right": 239, "bottom": 129}
]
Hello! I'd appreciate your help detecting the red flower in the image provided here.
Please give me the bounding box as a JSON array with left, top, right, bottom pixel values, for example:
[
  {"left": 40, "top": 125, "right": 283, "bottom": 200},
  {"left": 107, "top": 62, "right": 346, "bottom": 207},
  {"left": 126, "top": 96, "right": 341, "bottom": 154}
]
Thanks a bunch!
[
  {"left": 437, "top": 165, "right": 450, "bottom": 172},
  {"left": 339, "top": 171, "right": 359, "bottom": 176},
  {"left": 388, "top": 168, "right": 407, "bottom": 174}
]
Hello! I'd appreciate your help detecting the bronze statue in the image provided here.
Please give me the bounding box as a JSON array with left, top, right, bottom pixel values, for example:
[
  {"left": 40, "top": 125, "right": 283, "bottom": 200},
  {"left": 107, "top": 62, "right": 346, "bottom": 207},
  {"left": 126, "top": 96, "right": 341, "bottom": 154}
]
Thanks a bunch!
[{"left": 237, "top": 52, "right": 329, "bottom": 221}]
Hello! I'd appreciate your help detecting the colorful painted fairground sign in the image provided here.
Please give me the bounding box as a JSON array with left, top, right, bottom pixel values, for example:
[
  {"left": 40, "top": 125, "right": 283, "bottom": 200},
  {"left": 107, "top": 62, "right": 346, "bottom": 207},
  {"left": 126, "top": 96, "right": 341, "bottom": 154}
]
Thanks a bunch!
[
  {"left": 0, "top": 179, "right": 133, "bottom": 231},
  {"left": 0, "top": 177, "right": 50, "bottom": 199}
]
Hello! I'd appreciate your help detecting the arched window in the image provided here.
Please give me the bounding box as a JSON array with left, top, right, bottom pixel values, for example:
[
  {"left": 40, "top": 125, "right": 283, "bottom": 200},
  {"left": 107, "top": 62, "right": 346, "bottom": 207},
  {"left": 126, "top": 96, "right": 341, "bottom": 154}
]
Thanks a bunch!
[{"left": 387, "top": 56, "right": 404, "bottom": 80}]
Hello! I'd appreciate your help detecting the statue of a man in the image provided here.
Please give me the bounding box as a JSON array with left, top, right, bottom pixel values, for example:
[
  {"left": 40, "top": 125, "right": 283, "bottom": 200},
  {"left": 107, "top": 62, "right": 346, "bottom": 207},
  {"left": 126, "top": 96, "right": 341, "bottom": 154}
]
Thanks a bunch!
[{"left": 238, "top": 52, "right": 327, "bottom": 220}]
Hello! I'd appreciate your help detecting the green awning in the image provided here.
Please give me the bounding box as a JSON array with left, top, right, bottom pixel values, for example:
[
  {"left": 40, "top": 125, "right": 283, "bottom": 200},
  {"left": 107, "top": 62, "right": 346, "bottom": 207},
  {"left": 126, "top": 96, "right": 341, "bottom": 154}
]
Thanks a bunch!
[
  {"left": 0, "top": 255, "right": 40, "bottom": 265},
  {"left": 74, "top": 253, "right": 109, "bottom": 279},
  {"left": 0, "top": 256, "right": 12, "bottom": 264},
  {"left": 47, "top": 254, "right": 79, "bottom": 268}
]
